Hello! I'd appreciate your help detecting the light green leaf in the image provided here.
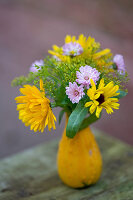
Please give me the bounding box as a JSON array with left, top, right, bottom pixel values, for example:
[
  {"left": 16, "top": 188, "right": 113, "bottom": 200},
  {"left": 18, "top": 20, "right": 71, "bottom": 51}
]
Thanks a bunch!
[
  {"left": 116, "top": 90, "right": 127, "bottom": 99},
  {"left": 59, "top": 109, "right": 65, "bottom": 124}
]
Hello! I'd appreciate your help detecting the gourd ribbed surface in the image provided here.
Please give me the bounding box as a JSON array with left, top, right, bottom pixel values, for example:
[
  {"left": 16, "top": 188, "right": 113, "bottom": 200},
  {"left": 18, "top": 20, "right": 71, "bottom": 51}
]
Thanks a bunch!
[{"left": 57, "top": 119, "right": 102, "bottom": 188}]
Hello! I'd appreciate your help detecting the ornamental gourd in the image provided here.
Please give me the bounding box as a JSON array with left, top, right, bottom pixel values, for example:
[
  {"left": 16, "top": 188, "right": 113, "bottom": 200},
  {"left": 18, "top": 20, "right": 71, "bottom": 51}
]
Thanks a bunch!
[{"left": 57, "top": 117, "right": 102, "bottom": 188}]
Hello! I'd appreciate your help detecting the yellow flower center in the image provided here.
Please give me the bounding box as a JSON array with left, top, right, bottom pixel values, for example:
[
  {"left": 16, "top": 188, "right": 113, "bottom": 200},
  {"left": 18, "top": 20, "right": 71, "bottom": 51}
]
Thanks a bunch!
[
  {"left": 74, "top": 90, "right": 79, "bottom": 96},
  {"left": 70, "top": 50, "right": 75, "bottom": 55},
  {"left": 84, "top": 76, "right": 89, "bottom": 80}
]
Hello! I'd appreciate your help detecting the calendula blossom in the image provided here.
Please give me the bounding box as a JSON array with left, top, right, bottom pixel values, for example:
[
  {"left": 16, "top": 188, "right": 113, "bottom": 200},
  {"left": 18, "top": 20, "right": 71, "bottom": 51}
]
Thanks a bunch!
[
  {"left": 48, "top": 34, "right": 111, "bottom": 62},
  {"left": 85, "top": 79, "right": 120, "bottom": 118},
  {"left": 15, "top": 80, "right": 56, "bottom": 132}
]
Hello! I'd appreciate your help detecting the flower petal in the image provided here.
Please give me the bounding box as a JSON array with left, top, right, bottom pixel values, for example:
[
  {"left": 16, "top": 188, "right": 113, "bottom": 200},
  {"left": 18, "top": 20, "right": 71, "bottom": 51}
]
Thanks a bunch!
[
  {"left": 96, "top": 106, "right": 102, "bottom": 118},
  {"left": 90, "top": 103, "right": 97, "bottom": 114},
  {"left": 85, "top": 101, "right": 93, "bottom": 107}
]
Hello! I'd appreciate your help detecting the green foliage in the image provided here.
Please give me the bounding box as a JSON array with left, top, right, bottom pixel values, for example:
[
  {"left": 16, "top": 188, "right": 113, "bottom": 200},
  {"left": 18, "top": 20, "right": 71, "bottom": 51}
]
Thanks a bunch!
[
  {"left": 12, "top": 51, "right": 129, "bottom": 138},
  {"left": 66, "top": 101, "right": 88, "bottom": 138},
  {"left": 12, "top": 56, "right": 129, "bottom": 100},
  {"left": 59, "top": 109, "right": 65, "bottom": 124},
  {"left": 79, "top": 113, "right": 100, "bottom": 131},
  {"left": 11, "top": 72, "right": 39, "bottom": 87},
  {"left": 116, "top": 90, "right": 128, "bottom": 99},
  {"left": 103, "top": 71, "right": 129, "bottom": 91}
]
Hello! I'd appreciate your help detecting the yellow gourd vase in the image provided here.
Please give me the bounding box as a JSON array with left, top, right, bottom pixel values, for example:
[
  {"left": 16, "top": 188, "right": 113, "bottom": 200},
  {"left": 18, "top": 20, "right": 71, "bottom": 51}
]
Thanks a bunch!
[{"left": 57, "top": 116, "right": 102, "bottom": 188}]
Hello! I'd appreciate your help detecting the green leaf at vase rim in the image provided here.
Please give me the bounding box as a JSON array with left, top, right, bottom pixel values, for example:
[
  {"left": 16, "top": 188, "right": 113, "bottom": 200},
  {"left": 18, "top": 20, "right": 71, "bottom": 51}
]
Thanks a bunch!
[
  {"left": 66, "top": 101, "right": 88, "bottom": 138},
  {"left": 79, "top": 113, "right": 100, "bottom": 131}
]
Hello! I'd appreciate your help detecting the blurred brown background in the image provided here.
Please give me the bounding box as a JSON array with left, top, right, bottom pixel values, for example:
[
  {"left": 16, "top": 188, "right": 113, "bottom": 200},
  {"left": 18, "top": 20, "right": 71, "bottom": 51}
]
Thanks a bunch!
[{"left": 0, "top": 0, "right": 133, "bottom": 158}]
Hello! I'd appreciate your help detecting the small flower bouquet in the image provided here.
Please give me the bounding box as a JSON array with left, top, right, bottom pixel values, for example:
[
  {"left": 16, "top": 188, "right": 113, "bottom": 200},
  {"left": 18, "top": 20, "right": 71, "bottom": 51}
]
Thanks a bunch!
[{"left": 12, "top": 34, "right": 129, "bottom": 188}]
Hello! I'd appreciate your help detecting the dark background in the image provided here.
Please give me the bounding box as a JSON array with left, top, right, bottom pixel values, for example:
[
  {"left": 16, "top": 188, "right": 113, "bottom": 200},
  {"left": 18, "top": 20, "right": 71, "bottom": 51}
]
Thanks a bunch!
[{"left": 0, "top": 0, "right": 133, "bottom": 158}]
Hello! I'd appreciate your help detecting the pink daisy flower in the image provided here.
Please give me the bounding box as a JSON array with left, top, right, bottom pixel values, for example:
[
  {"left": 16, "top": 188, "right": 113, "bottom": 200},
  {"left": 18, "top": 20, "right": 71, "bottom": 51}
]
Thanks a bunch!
[
  {"left": 29, "top": 60, "right": 44, "bottom": 73},
  {"left": 76, "top": 65, "right": 100, "bottom": 89},
  {"left": 113, "top": 54, "right": 125, "bottom": 75},
  {"left": 62, "top": 42, "right": 83, "bottom": 56},
  {"left": 66, "top": 82, "right": 85, "bottom": 104},
  {"left": 53, "top": 55, "right": 61, "bottom": 62}
]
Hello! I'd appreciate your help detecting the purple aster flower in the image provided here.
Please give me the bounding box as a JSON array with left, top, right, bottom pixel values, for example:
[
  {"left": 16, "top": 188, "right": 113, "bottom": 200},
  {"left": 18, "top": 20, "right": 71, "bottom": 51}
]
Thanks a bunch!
[
  {"left": 62, "top": 42, "right": 83, "bottom": 56},
  {"left": 113, "top": 54, "right": 126, "bottom": 75},
  {"left": 66, "top": 82, "right": 85, "bottom": 104},
  {"left": 76, "top": 65, "right": 100, "bottom": 89},
  {"left": 29, "top": 60, "right": 44, "bottom": 72}
]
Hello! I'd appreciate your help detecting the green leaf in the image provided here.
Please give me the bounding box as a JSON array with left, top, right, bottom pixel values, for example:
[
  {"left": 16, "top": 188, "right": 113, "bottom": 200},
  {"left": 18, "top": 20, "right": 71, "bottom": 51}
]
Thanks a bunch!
[
  {"left": 66, "top": 101, "right": 88, "bottom": 138},
  {"left": 116, "top": 90, "right": 128, "bottom": 99},
  {"left": 59, "top": 109, "right": 65, "bottom": 124},
  {"left": 112, "top": 63, "right": 117, "bottom": 70},
  {"left": 79, "top": 113, "right": 101, "bottom": 131}
]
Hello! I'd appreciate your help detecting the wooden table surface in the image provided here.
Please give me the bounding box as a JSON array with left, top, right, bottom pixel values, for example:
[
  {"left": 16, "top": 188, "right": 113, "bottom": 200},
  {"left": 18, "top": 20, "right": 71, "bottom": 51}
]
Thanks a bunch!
[{"left": 0, "top": 129, "right": 133, "bottom": 200}]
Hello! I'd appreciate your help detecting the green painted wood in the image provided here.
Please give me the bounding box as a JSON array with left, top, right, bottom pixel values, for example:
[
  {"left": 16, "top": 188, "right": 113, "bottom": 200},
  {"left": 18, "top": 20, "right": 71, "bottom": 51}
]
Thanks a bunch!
[{"left": 0, "top": 128, "right": 133, "bottom": 200}]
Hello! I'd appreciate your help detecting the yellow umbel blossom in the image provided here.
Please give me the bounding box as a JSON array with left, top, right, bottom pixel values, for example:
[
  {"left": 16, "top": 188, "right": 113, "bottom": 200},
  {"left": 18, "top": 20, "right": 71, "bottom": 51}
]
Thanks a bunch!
[
  {"left": 15, "top": 80, "right": 56, "bottom": 132},
  {"left": 85, "top": 79, "right": 120, "bottom": 118},
  {"left": 48, "top": 34, "right": 111, "bottom": 62}
]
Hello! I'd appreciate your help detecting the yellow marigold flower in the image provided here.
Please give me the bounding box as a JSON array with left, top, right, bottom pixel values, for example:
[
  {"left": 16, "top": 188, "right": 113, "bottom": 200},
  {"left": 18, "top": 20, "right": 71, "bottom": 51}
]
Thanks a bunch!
[
  {"left": 85, "top": 79, "right": 120, "bottom": 118},
  {"left": 15, "top": 80, "right": 56, "bottom": 132},
  {"left": 48, "top": 34, "right": 111, "bottom": 62}
]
